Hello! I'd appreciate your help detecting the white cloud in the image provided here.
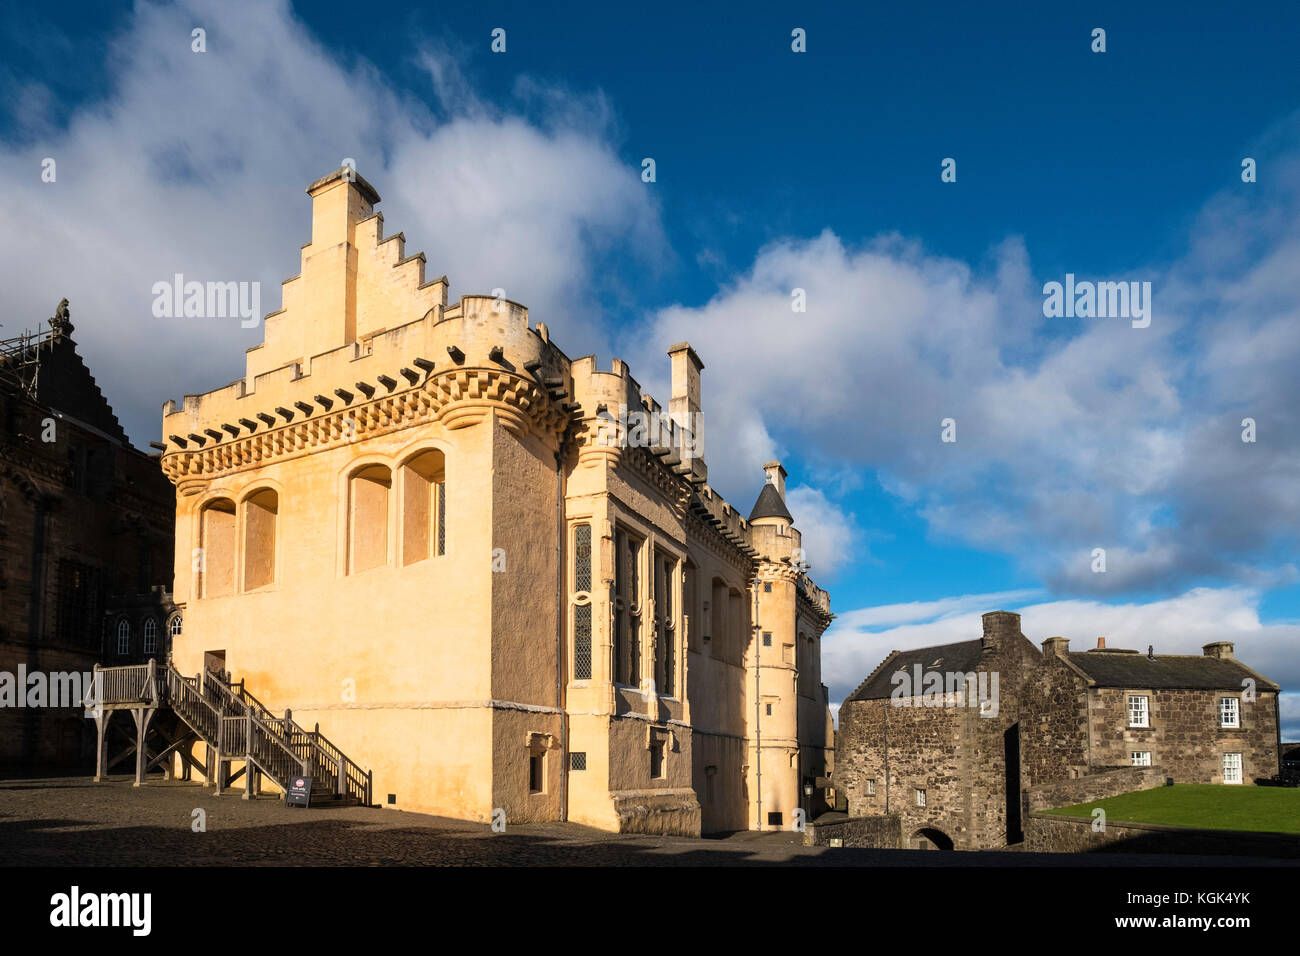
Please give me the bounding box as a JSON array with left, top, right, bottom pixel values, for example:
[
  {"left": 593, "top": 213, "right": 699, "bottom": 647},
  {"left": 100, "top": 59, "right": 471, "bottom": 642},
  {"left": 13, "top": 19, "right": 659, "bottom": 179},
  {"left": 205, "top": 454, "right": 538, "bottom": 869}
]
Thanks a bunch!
[
  {"left": 0, "top": 0, "right": 663, "bottom": 445},
  {"left": 633, "top": 121, "right": 1300, "bottom": 596},
  {"left": 784, "top": 484, "right": 858, "bottom": 577}
]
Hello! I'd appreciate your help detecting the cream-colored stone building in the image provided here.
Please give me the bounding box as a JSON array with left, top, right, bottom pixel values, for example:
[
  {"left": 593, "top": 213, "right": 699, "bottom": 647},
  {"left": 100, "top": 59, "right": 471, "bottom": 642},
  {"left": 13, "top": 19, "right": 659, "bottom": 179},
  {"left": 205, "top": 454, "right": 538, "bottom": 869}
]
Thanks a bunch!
[{"left": 159, "top": 168, "right": 834, "bottom": 835}]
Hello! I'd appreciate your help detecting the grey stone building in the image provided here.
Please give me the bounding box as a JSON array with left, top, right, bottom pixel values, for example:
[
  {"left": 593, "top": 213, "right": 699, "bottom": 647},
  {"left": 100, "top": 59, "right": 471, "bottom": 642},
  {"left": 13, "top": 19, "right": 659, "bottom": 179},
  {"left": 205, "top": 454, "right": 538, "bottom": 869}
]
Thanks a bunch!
[
  {"left": 1023, "top": 636, "right": 1281, "bottom": 788},
  {"left": 0, "top": 305, "right": 175, "bottom": 770},
  {"left": 836, "top": 610, "right": 1284, "bottom": 851},
  {"left": 836, "top": 611, "right": 1038, "bottom": 850}
]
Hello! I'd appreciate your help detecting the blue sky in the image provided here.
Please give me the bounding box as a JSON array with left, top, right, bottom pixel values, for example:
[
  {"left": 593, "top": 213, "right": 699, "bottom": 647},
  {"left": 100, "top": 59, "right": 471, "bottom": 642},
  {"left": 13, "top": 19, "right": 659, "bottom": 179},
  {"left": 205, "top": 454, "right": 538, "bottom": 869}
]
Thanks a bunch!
[{"left": 3, "top": 1, "right": 1298, "bottom": 734}]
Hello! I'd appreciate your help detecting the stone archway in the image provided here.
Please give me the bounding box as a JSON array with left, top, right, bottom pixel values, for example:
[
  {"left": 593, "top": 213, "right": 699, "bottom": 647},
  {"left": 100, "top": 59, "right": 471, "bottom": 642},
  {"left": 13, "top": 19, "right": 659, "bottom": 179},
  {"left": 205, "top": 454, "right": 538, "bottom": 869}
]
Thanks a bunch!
[{"left": 910, "top": 827, "right": 954, "bottom": 850}]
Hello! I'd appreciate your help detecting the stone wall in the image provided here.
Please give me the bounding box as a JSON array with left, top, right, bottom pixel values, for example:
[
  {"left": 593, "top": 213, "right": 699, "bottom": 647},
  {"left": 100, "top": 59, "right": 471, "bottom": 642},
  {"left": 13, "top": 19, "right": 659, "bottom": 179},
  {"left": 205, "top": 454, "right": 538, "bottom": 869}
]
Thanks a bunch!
[
  {"left": 804, "top": 814, "right": 901, "bottom": 848},
  {"left": 1022, "top": 765, "right": 1166, "bottom": 812},
  {"left": 1088, "top": 687, "right": 1279, "bottom": 784},
  {"left": 1024, "top": 812, "right": 1300, "bottom": 859},
  {"left": 1020, "top": 650, "right": 1090, "bottom": 785}
]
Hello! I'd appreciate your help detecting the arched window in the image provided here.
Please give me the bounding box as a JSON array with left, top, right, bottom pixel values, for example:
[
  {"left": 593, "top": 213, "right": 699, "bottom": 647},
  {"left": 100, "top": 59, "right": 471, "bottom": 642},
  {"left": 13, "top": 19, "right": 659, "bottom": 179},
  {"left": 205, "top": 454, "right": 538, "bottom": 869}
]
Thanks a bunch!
[
  {"left": 654, "top": 550, "right": 677, "bottom": 696},
  {"left": 116, "top": 619, "right": 131, "bottom": 656},
  {"left": 199, "top": 498, "right": 237, "bottom": 598},
  {"left": 349, "top": 465, "right": 391, "bottom": 573},
  {"left": 169, "top": 614, "right": 183, "bottom": 638},
  {"left": 142, "top": 617, "right": 159, "bottom": 655},
  {"left": 400, "top": 450, "right": 446, "bottom": 565},
  {"left": 243, "top": 488, "right": 278, "bottom": 590},
  {"left": 613, "top": 528, "right": 642, "bottom": 686},
  {"left": 571, "top": 524, "right": 592, "bottom": 680}
]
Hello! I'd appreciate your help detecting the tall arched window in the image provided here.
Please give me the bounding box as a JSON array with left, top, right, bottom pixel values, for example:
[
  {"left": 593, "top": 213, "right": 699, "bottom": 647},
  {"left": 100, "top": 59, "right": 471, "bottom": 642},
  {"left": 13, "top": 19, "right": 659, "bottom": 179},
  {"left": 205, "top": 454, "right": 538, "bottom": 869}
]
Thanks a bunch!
[
  {"left": 142, "top": 617, "right": 159, "bottom": 655},
  {"left": 400, "top": 450, "right": 446, "bottom": 565},
  {"left": 199, "top": 498, "right": 237, "bottom": 598},
  {"left": 613, "top": 528, "right": 642, "bottom": 686},
  {"left": 654, "top": 550, "right": 676, "bottom": 696},
  {"left": 169, "top": 614, "right": 183, "bottom": 639},
  {"left": 116, "top": 619, "right": 131, "bottom": 656},
  {"left": 243, "top": 488, "right": 278, "bottom": 590},
  {"left": 571, "top": 524, "right": 592, "bottom": 680},
  {"left": 349, "top": 465, "right": 391, "bottom": 573}
]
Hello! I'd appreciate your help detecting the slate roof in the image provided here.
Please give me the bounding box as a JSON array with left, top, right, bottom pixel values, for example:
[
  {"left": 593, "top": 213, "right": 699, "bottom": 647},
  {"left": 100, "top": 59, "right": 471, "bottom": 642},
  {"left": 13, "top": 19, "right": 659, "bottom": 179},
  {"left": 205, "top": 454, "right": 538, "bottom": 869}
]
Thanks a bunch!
[
  {"left": 1066, "top": 651, "right": 1279, "bottom": 692},
  {"left": 847, "top": 639, "right": 988, "bottom": 702},
  {"left": 748, "top": 483, "right": 793, "bottom": 522}
]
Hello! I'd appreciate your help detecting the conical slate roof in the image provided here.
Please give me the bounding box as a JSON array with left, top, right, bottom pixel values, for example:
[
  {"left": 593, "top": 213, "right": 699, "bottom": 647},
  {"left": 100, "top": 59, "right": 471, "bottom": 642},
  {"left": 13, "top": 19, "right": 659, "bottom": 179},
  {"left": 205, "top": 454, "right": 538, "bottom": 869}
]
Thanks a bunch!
[{"left": 748, "top": 482, "right": 793, "bottom": 522}]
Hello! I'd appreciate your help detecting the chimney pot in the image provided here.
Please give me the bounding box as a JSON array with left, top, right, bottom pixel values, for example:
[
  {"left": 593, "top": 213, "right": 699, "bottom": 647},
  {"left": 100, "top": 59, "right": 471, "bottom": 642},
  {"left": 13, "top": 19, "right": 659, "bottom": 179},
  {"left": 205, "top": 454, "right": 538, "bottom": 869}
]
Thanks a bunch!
[{"left": 1096, "top": 637, "right": 1106, "bottom": 649}]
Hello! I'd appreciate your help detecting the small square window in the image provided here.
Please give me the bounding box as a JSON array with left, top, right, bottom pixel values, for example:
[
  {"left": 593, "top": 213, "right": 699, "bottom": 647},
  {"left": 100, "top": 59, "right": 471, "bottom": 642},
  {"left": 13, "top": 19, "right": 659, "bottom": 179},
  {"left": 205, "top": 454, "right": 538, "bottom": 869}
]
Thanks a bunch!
[
  {"left": 1131, "top": 751, "right": 1151, "bottom": 766},
  {"left": 763, "top": 582, "right": 772, "bottom": 593},
  {"left": 569, "top": 752, "right": 586, "bottom": 771},
  {"left": 915, "top": 788, "right": 926, "bottom": 807},
  {"left": 866, "top": 779, "right": 876, "bottom": 796},
  {"left": 762, "top": 631, "right": 772, "bottom": 646},
  {"left": 765, "top": 703, "right": 773, "bottom": 716},
  {"left": 767, "top": 811, "right": 783, "bottom": 826}
]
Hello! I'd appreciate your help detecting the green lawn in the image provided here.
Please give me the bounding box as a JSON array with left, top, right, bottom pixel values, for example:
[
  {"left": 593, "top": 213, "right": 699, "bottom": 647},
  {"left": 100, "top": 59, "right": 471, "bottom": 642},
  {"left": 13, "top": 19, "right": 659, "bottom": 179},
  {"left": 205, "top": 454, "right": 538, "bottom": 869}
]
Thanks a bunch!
[{"left": 1045, "top": 784, "right": 1300, "bottom": 834}]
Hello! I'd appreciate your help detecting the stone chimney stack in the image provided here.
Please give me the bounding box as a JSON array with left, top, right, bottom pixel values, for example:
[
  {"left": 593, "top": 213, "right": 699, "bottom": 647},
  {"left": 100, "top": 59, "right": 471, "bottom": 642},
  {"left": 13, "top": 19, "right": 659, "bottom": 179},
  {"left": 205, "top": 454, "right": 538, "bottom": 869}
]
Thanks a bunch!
[
  {"left": 1203, "top": 641, "right": 1235, "bottom": 660},
  {"left": 300, "top": 167, "right": 381, "bottom": 359},
  {"left": 668, "top": 342, "right": 706, "bottom": 482},
  {"left": 981, "top": 610, "right": 1020, "bottom": 650},
  {"left": 1042, "top": 637, "right": 1069, "bottom": 658},
  {"left": 763, "top": 461, "right": 787, "bottom": 499}
]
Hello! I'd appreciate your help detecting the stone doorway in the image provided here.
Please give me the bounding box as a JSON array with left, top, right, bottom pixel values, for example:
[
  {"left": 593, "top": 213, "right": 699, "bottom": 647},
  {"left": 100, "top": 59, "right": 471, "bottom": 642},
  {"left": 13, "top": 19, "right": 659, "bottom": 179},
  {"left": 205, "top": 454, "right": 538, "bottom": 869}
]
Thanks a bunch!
[{"left": 909, "top": 827, "right": 954, "bottom": 850}]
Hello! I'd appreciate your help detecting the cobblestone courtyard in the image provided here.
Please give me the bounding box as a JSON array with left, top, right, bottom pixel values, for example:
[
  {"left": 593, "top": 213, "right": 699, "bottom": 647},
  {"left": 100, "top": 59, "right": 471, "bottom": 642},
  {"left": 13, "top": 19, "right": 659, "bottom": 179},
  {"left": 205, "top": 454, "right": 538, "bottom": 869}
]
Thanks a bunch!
[{"left": 0, "top": 775, "right": 1287, "bottom": 866}]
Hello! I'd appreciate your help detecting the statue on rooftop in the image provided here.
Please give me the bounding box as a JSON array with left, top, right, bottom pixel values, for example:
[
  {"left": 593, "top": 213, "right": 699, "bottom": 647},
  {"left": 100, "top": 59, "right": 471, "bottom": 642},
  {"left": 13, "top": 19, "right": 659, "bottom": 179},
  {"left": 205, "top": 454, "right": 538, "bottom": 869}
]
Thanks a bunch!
[{"left": 50, "top": 298, "right": 73, "bottom": 338}]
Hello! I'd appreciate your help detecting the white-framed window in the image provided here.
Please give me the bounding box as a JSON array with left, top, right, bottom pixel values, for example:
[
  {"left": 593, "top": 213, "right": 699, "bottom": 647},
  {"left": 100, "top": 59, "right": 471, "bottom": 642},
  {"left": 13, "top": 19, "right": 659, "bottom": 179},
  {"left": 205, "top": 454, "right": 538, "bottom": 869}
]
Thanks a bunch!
[
  {"left": 915, "top": 788, "right": 926, "bottom": 807},
  {"left": 142, "top": 617, "right": 158, "bottom": 655},
  {"left": 1223, "top": 752, "right": 1242, "bottom": 784},
  {"left": 169, "top": 614, "right": 183, "bottom": 638},
  {"left": 1127, "top": 694, "right": 1149, "bottom": 728},
  {"left": 116, "top": 619, "right": 131, "bottom": 655},
  {"left": 866, "top": 779, "right": 876, "bottom": 796},
  {"left": 1131, "top": 751, "right": 1151, "bottom": 767},
  {"left": 1220, "top": 697, "right": 1240, "bottom": 729}
]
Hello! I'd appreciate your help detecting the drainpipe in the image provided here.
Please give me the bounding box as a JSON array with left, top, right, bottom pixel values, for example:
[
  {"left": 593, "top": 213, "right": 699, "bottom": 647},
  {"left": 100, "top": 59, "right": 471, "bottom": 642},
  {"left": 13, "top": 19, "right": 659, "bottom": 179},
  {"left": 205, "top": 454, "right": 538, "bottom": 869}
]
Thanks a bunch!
[
  {"left": 753, "top": 576, "right": 761, "bottom": 830},
  {"left": 883, "top": 697, "right": 890, "bottom": 814},
  {"left": 556, "top": 444, "right": 568, "bottom": 822},
  {"left": 24, "top": 493, "right": 50, "bottom": 762}
]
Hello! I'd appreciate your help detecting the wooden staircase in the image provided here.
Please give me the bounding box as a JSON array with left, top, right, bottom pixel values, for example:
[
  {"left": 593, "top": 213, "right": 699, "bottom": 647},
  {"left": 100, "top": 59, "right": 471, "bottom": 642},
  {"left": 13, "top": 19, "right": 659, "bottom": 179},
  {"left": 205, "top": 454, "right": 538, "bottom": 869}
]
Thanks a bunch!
[{"left": 86, "top": 660, "right": 372, "bottom": 806}]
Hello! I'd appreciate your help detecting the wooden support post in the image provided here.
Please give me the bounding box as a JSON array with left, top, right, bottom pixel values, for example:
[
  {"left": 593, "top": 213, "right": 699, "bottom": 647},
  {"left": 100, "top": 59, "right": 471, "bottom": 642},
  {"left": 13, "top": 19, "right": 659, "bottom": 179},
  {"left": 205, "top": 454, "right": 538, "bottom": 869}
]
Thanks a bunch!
[
  {"left": 131, "top": 707, "right": 155, "bottom": 787},
  {"left": 243, "top": 714, "right": 255, "bottom": 800},
  {"left": 92, "top": 709, "right": 108, "bottom": 782}
]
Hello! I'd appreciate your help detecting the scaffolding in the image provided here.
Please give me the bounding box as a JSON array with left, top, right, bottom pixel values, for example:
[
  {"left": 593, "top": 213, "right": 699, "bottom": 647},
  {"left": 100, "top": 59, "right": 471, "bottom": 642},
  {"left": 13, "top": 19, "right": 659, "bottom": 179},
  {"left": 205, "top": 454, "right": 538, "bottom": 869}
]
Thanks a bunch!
[{"left": 0, "top": 321, "right": 56, "bottom": 398}]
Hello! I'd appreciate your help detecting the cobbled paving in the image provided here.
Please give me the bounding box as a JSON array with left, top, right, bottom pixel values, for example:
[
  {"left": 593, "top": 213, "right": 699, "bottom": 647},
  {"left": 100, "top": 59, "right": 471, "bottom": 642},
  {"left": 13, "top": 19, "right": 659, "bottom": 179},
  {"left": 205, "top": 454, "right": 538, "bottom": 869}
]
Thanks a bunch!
[{"left": 0, "top": 776, "right": 1285, "bottom": 866}]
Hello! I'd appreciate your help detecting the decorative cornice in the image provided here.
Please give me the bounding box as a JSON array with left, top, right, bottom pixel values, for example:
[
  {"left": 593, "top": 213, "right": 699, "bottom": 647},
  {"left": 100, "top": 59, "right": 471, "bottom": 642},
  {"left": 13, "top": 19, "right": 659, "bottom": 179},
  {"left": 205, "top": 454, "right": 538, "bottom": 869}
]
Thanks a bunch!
[
  {"left": 684, "top": 505, "right": 752, "bottom": 578},
  {"left": 161, "top": 367, "right": 564, "bottom": 488}
]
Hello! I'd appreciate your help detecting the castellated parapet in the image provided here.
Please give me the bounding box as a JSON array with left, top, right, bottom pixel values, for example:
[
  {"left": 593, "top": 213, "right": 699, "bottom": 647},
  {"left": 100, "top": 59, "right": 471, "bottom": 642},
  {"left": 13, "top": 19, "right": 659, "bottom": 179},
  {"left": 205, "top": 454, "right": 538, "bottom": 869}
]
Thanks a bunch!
[{"left": 157, "top": 168, "right": 833, "bottom": 836}]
